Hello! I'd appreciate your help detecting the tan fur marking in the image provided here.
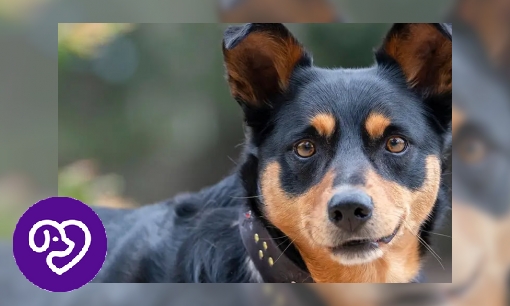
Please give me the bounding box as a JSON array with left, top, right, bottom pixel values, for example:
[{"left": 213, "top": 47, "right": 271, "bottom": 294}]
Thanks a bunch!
[
  {"left": 365, "top": 156, "right": 441, "bottom": 230},
  {"left": 362, "top": 156, "right": 441, "bottom": 281},
  {"left": 260, "top": 155, "right": 441, "bottom": 283},
  {"left": 365, "top": 113, "right": 391, "bottom": 139},
  {"left": 224, "top": 32, "right": 304, "bottom": 106},
  {"left": 384, "top": 24, "right": 452, "bottom": 94},
  {"left": 310, "top": 113, "right": 336, "bottom": 137}
]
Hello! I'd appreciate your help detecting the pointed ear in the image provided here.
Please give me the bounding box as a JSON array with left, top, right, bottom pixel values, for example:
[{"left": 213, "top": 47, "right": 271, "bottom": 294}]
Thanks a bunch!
[
  {"left": 377, "top": 23, "right": 452, "bottom": 97},
  {"left": 222, "top": 23, "right": 311, "bottom": 109}
]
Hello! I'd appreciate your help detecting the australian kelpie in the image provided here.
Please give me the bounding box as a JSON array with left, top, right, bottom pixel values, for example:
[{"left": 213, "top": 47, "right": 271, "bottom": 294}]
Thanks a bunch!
[{"left": 93, "top": 23, "right": 452, "bottom": 283}]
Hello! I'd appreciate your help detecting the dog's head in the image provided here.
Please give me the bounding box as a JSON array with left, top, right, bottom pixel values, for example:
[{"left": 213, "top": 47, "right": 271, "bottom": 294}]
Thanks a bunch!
[{"left": 222, "top": 23, "right": 451, "bottom": 281}]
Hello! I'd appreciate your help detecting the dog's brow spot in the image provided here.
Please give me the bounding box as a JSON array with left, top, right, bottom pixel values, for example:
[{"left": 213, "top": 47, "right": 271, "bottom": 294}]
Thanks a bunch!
[
  {"left": 365, "top": 113, "right": 391, "bottom": 139},
  {"left": 310, "top": 113, "right": 336, "bottom": 137}
]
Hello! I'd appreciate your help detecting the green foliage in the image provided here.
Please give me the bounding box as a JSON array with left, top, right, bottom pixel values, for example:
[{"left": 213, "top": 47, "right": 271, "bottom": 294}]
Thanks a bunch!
[
  {"left": 58, "top": 160, "right": 132, "bottom": 207},
  {"left": 57, "top": 24, "right": 395, "bottom": 203}
]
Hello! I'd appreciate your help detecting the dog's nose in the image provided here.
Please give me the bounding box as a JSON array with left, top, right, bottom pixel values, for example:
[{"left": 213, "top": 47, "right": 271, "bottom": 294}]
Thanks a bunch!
[{"left": 328, "top": 190, "right": 373, "bottom": 232}]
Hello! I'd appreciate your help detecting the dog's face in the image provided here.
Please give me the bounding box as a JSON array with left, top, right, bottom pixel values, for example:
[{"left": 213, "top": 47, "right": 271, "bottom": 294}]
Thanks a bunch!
[{"left": 223, "top": 24, "right": 451, "bottom": 273}]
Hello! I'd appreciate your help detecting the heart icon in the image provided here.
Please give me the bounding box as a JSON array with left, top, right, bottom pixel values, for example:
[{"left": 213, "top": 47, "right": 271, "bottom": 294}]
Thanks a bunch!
[{"left": 28, "top": 219, "right": 92, "bottom": 275}]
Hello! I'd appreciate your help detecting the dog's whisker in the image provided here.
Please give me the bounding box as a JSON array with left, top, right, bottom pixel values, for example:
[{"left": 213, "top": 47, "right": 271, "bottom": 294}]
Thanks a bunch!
[
  {"left": 259, "top": 235, "right": 289, "bottom": 240},
  {"left": 276, "top": 238, "right": 290, "bottom": 248},
  {"left": 418, "top": 229, "right": 451, "bottom": 238},
  {"left": 273, "top": 237, "right": 296, "bottom": 265},
  {"left": 402, "top": 220, "right": 451, "bottom": 262},
  {"left": 404, "top": 225, "right": 445, "bottom": 270},
  {"left": 418, "top": 237, "right": 445, "bottom": 270},
  {"left": 202, "top": 238, "right": 217, "bottom": 248},
  {"left": 227, "top": 155, "right": 237, "bottom": 165},
  {"left": 230, "top": 195, "right": 263, "bottom": 199},
  {"left": 418, "top": 240, "right": 444, "bottom": 268},
  {"left": 400, "top": 219, "right": 451, "bottom": 239},
  {"left": 417, "top": 235, "right": 443, "bottom": 261},
  {"left": 300, "top": 274, "right": 312, "bottom": 283}
]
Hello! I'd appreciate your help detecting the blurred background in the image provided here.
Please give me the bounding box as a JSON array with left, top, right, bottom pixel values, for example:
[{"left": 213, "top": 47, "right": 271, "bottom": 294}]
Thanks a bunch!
[
  {"left": 57, "top": 23, "right": 388, "bottom": 204},
  {"left": 1, "top": 0, "right": 510, "bottom": 305}
]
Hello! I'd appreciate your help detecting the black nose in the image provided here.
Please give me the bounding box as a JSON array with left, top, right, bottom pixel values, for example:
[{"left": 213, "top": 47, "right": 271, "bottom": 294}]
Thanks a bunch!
[{"left": 328, "top": 190, "right": 373, "bottom": 232}]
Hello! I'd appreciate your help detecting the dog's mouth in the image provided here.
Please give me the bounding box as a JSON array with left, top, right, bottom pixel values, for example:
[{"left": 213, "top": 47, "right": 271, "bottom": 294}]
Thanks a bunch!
[{"left": 330, "top": 220, "right": 403, "bottom": 254}]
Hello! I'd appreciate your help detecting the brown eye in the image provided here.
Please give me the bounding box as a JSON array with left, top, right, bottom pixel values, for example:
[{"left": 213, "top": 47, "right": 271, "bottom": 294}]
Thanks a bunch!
[
  {"left": 386, "top": 136, "right": 408, "bottom": 153},
  {"left": 294, "top": 140, "right": 316, "bottom": 158}
]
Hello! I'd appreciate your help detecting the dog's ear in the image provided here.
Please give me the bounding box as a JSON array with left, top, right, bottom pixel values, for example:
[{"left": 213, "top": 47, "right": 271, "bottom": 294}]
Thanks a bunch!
[
  {"left": 222, "top": 23, "right": 311, "bottom": 109},
  {"left": 377, "top": 23, "right": 452, "bottom": 97},
  {"left": 377, "top": 23, "right": 452, "bottom": 132}
]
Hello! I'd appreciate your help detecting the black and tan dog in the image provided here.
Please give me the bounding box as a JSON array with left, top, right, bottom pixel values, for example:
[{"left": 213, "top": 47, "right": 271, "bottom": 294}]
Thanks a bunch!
[{"left": 93, "top": 23, "right": 452, "bottom": 283}]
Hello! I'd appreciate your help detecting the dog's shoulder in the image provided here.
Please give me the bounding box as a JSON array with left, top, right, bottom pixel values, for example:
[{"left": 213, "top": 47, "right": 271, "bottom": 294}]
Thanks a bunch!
[
  {"left": 93, "top": 173, "right": 253, "bottom": 282},
  {"left": 170, "top": 175, "right": 258, "bottom": 282},
  {"left": 92, "top": 201, "right": 182, "bottom": 282},
  {"left": 173, "top": 205, "right": 256, "bottom": 283}
]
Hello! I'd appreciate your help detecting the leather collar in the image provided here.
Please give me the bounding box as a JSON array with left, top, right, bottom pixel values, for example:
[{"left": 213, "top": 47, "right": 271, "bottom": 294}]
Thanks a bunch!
[{"left": 238, "top": 208, "right": 314, "bottom": 283}]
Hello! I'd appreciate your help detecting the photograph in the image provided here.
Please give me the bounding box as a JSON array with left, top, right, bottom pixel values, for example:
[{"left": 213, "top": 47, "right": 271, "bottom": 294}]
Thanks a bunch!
[
  {"left": 0, "top": 0, "right": 510, "bottom": 304},
  {"left": 57, "top": 23, "right": 452, "bottom": 284}
]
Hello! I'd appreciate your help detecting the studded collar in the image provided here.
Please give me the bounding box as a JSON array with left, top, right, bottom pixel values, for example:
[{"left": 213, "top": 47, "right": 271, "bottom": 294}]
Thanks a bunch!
[{"left": 238, "top": 208, "right": 314, "bottom": 283}]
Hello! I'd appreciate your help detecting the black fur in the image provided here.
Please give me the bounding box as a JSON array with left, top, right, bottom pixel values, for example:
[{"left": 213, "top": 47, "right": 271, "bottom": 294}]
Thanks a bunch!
[
  {"left": 93, "top": 23, "right": 451, "bottom": 283},
  {"left": 93, "top": 174, "right": 253, "bottom": 282}
]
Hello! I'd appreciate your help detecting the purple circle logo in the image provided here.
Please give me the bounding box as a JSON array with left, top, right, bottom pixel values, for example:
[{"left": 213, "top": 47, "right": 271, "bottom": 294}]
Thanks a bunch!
[{"left": 12, "top": 197, "right": 107, "bottom": 292}]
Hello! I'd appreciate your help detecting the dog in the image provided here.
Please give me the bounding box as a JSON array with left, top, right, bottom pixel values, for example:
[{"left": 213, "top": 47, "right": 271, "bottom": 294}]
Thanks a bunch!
[{"left": 92, "top": 23, "right": 452, "bottom": 283}]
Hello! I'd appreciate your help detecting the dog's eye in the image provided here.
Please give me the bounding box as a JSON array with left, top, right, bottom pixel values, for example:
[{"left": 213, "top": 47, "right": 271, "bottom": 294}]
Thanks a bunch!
[
  {"left": 385, "top": 136, "right": 408, "bottom": 154},
  {"left": 294, "top": 140, "right": 316, "bottom": 158}
]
